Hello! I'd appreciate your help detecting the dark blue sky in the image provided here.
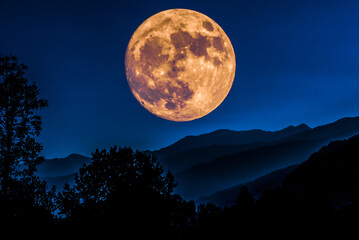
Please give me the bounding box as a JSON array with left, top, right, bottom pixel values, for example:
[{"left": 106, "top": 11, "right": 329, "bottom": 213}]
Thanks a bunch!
[{"left": 1, "top": 0, "right": 359, "bottom": 158}]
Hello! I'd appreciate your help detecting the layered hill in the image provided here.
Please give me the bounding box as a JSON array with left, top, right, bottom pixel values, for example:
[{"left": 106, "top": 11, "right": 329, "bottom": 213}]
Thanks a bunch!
[
  {"left": 155, "top": 116, "right": 359, "bottom": 200},
  {"left": 37, "top": 154, "right": 91, "bottom": 190},
  {"left": 198, "top": 164, "right": 299, "bottom": 207}
]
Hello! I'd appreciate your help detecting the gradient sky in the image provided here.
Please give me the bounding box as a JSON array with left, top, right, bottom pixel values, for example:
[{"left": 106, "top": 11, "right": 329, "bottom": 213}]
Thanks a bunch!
[{"left": 1, "top": 0, "right": 359, "bottom": 158}]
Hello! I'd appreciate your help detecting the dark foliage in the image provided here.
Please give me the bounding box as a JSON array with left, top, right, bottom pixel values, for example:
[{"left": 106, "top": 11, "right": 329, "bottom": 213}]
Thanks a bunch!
[
  {"left": 0, "top": 56, "right": 48, "bottom": 185},
  {"left": 0, "top": 179, "right": 55, "bottom": 238},
  {"left": 0, "top": 55, "right": 53, "bottom": 238},
  {"left": 56, "top": 146, "right": 196, "bottom": 239}
]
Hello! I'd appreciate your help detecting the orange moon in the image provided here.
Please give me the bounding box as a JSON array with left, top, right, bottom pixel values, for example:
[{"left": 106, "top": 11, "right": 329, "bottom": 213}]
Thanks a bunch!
[{"left": 125, "top": 9, "right": 236, "bottom": 121}]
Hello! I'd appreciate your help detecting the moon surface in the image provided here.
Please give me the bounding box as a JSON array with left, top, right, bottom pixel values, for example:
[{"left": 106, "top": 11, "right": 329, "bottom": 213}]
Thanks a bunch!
[{"left": 125, "top": 9, "right": 236, "bottom": 121}]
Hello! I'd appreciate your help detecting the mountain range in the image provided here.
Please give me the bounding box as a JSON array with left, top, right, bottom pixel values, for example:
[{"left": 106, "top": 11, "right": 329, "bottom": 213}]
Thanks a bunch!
[
  {"left": 37, "top": 153, "right": 91, "bottom": 178},
  {"left": 155, "top": 116, "right": 359, "bottom": 200},
  {"left": 197, "top": 164, "right": 299, "bottom": 207},
  {"left": 38, "top": 116, "right": 359, "bottom": 202},
  {"left": 37, "top": 153, "right": 91, "bottom": 190}
]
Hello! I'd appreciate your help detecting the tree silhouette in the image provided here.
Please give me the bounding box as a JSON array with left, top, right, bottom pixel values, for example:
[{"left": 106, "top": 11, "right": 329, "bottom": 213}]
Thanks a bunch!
[
  {"left": 233, "top": 186, "right": 255, "bottom": 212},
  {"left": 57, "top": 146, "right": 195, "bottom": 238},
  {"left": 0, "top": 55, "right": 52, "bottom": 236},
  {"left": 0, "top": 55, "right": 48, "bottom": 191}
]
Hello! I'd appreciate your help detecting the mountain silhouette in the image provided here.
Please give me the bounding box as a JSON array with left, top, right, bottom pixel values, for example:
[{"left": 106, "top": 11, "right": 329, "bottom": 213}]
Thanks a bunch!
[
  {"left": 157, "top": 143, "right": 266, "bottom": 174},
  {"left": 37, "top": 153, "right": 91, "bottom": 178},
  {"left": 155, "top": 117, "right": 359, "bottom": 174},
  {"left": 252, "top": 134, "right": 359, "bottom": 235},
  {"left": 175, "top": 139, "right": 323, "bottom": 200},
  {"left": 276, "top": 116, "right": 359, "bottom": 143},
  {"left": 155, "top": 123, "right": 310, "bottom": 157},
  {"left": 155, "top": 124, "right": 310, "bottom": 173},
  {"left": 280, "top": 134, "right": 359, "bottom": 209},
  {"left": 198, "top": 164, "right": 298, "bottom": 207},
  {"left": 158, "top": 116, "right": 359, "bottom": 200}
]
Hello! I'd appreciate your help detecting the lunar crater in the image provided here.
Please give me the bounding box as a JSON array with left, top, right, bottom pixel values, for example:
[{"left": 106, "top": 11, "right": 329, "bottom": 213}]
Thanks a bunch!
[
  {"left": 202, "top": 21, "right": 214, "bottom": 31},
  {"left": 125, "top": 9, "right": 235, "bottom": 121}
]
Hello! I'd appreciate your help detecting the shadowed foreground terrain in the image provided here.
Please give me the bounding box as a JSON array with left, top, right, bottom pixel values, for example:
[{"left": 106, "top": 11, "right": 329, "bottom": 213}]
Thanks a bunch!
[{"left": 1, "top": 135, "right": 359, "bottom": 238}]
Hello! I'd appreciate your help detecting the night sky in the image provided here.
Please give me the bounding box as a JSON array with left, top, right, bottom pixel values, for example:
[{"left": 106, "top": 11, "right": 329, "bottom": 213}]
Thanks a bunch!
[{"left": 1, "top": 0, "right": 359, "bottom": 158}]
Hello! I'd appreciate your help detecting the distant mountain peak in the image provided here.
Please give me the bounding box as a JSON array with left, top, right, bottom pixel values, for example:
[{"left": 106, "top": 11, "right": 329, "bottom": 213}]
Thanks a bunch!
[
  {"left": 154, "top": 123, "right": 313, "bottom": 157},
  {"left": 212, "top": 128, "right": 264, "bottom": 134},
  {"left": 67, "top": 153, "right": 89, "bottom": 158},
  {"left": 280, "top": 123, "right": 311, "bottom": 133},
  {"left": 39, "top": 153, "right": 92, "bottom": 178},
  {"left": 298, "top": 123, "right": 311, "bottom": 129}
]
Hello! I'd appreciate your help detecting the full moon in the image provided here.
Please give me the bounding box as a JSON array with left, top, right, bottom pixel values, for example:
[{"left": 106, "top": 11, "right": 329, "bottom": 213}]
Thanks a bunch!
[{"left": 125, "top": 9, "right": 236, "bottom": 121}]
